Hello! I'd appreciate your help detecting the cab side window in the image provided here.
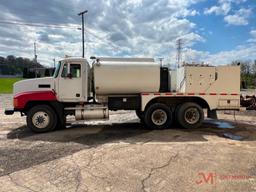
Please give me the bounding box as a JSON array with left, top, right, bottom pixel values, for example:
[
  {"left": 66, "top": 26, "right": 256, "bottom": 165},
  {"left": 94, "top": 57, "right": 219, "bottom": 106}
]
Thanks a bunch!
[
  {"left": 61, "top": 63, "right": 68, "bottom": 77},
  {"left": 70, "top": 64, "right": 81, "bottom": 78}
]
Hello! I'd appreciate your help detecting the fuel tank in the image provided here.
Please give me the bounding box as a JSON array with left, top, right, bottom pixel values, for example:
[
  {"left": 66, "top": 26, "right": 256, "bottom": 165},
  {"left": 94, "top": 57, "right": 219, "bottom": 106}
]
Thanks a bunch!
[{"left": 93, "top": 58, "right": 160, "bottom": 95}]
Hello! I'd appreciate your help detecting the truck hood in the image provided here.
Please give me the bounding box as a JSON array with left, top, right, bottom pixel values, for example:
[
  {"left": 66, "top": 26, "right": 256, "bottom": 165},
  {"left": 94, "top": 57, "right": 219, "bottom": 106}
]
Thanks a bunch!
[{"left": 13, "top": 77, "right": 55, "bottom": 95}]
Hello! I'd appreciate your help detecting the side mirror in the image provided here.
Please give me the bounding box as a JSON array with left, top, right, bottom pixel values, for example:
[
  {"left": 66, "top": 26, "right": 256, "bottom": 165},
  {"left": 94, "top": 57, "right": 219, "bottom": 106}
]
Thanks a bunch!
[{"left": 67, "top": 73, "right": 73, "bottom": 79}]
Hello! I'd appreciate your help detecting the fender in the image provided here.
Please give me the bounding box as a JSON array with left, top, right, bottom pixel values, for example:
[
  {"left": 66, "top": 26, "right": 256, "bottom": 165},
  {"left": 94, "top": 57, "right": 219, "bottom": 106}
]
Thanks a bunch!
[{"left": 14, "top": 91, "right": 57, "bottom": 110}]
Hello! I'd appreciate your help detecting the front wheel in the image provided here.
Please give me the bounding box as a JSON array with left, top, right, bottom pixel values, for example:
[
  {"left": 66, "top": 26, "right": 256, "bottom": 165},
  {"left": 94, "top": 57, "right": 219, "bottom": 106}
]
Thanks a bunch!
[
  {"left": 176, "top": 102, "right": 204, "bottom": 129},
  {"left": 144, "top": 103, "right": 172, "bottom": 129},
  {"left": 27, "top": 105, "right": 57, "bottom": 133}
]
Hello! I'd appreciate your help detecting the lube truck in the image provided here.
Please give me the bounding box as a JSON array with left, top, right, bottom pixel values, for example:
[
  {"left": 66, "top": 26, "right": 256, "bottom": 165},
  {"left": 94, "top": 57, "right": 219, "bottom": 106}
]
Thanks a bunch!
[{"left": 5, "top": 57, "right": 240, "bottom": 133}]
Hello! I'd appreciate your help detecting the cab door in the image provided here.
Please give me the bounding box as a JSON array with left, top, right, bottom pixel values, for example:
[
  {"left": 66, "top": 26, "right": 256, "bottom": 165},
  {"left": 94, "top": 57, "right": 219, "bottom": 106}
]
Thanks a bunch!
[{"left": 58, "top": 62, "right": 83, "bottom": 102}]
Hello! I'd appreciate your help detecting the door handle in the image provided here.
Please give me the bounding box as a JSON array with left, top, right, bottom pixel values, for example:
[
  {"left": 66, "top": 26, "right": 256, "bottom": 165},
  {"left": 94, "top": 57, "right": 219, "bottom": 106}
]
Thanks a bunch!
[{"left": 76, "top": 93, "right": 80, "bottom": 97}]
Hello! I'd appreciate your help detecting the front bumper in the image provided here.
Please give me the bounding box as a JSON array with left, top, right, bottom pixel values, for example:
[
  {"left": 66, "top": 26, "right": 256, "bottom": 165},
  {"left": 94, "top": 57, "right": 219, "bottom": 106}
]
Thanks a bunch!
[{"left": 4, "top": 108, "right": 14, "bottom": 115}]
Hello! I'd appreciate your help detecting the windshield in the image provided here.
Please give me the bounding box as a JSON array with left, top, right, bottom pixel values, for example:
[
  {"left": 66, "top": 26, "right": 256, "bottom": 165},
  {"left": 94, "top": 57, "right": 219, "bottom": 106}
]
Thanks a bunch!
[{"left": 53, "top": 61, "right": 61, "bottom": 78}]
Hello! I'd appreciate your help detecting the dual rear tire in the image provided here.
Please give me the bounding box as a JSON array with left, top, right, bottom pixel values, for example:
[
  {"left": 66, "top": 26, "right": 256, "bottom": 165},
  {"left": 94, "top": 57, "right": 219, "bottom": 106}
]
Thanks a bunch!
[
  {"left": 175, "top": 102, "right": 204, "bottom": 129},
  {"left": 144, "top": 103, "right": 172, "bottom": 129},
  {"left": 142, "top": 102, "right": 204, "bottom": 130}
]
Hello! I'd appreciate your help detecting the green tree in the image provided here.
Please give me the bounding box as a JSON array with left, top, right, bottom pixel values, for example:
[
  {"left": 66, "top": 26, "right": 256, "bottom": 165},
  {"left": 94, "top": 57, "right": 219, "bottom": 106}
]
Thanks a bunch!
[
  {"left": 0, "top": 55, "right": 44, "bottom": 76},
  {"left": 232, "top": 60, "right": 256, "bottom": 89}
]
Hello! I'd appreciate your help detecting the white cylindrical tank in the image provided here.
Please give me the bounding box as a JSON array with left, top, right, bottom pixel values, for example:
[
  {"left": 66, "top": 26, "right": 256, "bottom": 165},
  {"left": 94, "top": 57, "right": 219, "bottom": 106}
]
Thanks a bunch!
[{"left": 93, "top": 58, "right": 160, "bottom": 95}]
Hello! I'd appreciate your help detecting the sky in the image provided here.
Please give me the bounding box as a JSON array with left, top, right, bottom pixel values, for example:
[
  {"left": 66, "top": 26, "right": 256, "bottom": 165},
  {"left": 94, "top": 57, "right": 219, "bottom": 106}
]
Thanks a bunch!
[{"left": 0, "top": 0, "right": 255, "bottom": 67}]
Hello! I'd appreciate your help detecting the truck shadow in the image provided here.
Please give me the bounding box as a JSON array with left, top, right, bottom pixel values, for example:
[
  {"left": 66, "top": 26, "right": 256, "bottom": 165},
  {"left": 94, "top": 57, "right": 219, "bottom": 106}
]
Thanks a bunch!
[{"left": 7, "top": 119, "right": 256, "bottom": 145}]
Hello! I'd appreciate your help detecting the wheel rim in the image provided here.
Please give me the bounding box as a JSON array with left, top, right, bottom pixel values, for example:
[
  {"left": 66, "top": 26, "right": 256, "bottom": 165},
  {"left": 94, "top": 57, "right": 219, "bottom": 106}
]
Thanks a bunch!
[
  {"left": 151, "top": 109, "right": 167, "bottom": 126},
  {"left": 32, "top": 111, "right": 50, "bottom": 129},
  {"left": 184, "top": 107, "right": 200, "bottom": 124}
]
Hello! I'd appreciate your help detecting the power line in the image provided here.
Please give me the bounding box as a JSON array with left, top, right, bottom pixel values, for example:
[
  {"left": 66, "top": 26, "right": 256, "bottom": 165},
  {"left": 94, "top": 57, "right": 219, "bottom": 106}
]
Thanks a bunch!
[
  {"left": 0, "top": 20, "right": 78, "bottom": 29},
  {"left": 0, "top": 19, "right": 121, "bottom": 51},
  {"left": 3, "top": 18, "right": 79, "bottom": 25},
  {"left": 84, "top": 28, "right": 120, "bottom": 51}
]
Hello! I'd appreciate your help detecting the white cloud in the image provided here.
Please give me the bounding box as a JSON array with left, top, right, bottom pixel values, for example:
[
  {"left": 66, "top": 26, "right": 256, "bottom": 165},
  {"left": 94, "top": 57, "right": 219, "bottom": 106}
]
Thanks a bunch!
[
  {"left": 250, "top": 30, "right": 256, "bottom": 38},
  {"left": 218, "top": 0, "right": 247, "bottom": 4},
  {"left": 0, "top": 0, "right": 205, "bottom": 66},
  {"left": 175, "top": 9, "right": 199, "bottom": 17},
  {"left": 181, "top": 43, "right": 256, "bottom": 65},
  {"left": 224, "top": 15, "right": 247, "bottom": 25},
  {"left": 204, "top": 3, "right": 231, "bottom": 15},
  {"left": 204, "top": 0, "right": 251, "bottom": 26},
  {"left": 247, "top": 29, "right": 256, "bottom": 43},
  {"left": 206, "top": 44, "right": 256, "bottom": 64},
  {"left": 224, "top": 8, "right": 252, "bottom": 25},
  {"left": 0, "top": 0, "right": 253, "bottom": 68},
  {"left": 183, "top": 48, "right": 209, "bottom": 63},
  {"left": 204, "top": 0, "right": 248, "bottom": 16}
]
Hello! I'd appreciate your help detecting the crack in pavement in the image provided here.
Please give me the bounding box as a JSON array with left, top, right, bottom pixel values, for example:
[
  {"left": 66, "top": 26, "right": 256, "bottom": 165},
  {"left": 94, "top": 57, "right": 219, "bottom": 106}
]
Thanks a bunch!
[
  {"left": 83, "top": 167, "right": 113, "bottom": 192},
  {"left": 141, "top": 152, "right": 179, "bottom": 192},
  {"left": 86, "top": 150, "right": 97, "bottom": 168},
  {"left": 45, "top": 161, "right": 68, "bottom": 191},
  {"left": 84, "top": 168, "right": 110, "bottom": 182},
  {"left": 8, "top": 174, "right": 39, "bottom": 192},
  {"left": 92, "top": 145, "right": 133, "bottom": 178},
  {"left": 70, "top": 155, "right": 88, "bottom": 192},
  {"left": 82, "top": 150, "right": 112, "bottom": 187},
  {"left": 86, "top": 149, "right": 114, "bottom": 179}
]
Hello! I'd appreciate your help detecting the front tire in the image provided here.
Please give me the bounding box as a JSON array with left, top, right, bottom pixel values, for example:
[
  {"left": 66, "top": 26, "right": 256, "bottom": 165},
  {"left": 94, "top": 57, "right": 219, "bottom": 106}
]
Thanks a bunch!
[
  {"left": 144, "top": 103, "right": 172, "bottom": 129},
  {"left": 27, "top": 105, "right": 57, "bottom": 133},
  {"left": 176, "top": 102, "right": 204, "bottom": 129}
]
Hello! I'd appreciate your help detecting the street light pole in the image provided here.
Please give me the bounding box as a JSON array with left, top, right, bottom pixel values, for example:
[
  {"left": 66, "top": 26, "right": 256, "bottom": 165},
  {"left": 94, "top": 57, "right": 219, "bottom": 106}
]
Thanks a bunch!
[{"left": 78, "top": 10, "right": 88, "bottom": 58}]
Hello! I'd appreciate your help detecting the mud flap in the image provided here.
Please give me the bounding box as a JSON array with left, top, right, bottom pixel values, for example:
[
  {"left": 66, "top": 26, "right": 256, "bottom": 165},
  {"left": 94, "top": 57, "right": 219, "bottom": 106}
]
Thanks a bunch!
[{"left": 207, "top": 109, "right": 218, "bottom": 119}]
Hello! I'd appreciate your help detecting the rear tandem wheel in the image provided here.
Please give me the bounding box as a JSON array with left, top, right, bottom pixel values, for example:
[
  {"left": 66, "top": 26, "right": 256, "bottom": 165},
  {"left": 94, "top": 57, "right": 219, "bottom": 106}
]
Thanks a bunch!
[{"left": 144, "top": 103, "right": 172, "bottom": 129}]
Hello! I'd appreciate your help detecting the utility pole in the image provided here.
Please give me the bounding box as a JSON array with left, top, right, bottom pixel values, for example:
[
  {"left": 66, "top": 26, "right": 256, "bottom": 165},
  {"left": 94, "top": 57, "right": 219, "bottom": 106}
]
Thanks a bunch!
[
  {"left": 176, "top": 39, "right": 183, "bottom": 68},
  {"left": 78, "top": 10, "right": 88, "bottom": 58},
  {"left": 53, "top": 58, "right": 56, "bottom": 68},
  {"left": 34, "top": 41, "right": 37, "bottom": 64},
  {"left": 159, "top": 58, "right": 164, "bottom": 67},
  {"left": 34, "top": 41, "right": 38, "bottom": 78}
]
